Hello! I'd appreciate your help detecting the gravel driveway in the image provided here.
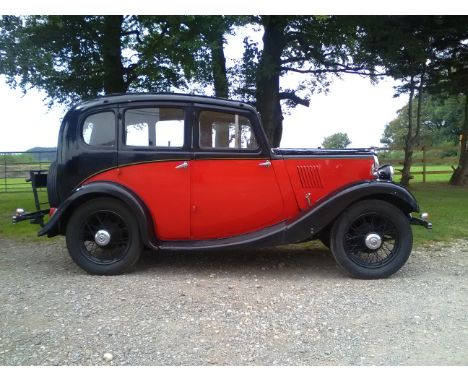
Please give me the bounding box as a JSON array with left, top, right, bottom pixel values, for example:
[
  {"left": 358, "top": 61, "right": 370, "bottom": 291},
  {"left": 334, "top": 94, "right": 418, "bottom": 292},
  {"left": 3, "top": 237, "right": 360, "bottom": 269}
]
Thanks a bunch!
[{"left": 0, "top": 237, "right": 467, "bottom": 365}]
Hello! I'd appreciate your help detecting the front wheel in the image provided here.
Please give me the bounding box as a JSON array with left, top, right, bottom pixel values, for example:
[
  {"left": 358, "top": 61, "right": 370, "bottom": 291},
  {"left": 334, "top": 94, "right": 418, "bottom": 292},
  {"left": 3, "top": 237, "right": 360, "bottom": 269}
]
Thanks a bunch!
[
  {"left": 330, "top": 200, "right": 413, "bottom": 279},
  {"left": 66, "top": 198, "right": 142, "bottom": 275}
]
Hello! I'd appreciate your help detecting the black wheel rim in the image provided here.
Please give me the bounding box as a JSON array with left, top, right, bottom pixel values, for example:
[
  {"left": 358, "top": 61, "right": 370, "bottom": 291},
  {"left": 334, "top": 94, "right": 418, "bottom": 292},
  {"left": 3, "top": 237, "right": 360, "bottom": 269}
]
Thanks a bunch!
[
  {"left": 343, "top": 212, "right": 399, "bottom": 268},
  {"left": 79, "top": 210, "right": 130, "bottom": 265}
]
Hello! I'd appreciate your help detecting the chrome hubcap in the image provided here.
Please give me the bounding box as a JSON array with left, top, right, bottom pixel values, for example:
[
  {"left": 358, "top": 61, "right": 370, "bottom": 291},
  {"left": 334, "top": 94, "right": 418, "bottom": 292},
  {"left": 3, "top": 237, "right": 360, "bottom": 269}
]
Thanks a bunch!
[
  {"left": 94, "top": 229, "right": 111, "bottom": 246},
  {"left": 364, "top": 233, "right": 382, "bottom": 250}
]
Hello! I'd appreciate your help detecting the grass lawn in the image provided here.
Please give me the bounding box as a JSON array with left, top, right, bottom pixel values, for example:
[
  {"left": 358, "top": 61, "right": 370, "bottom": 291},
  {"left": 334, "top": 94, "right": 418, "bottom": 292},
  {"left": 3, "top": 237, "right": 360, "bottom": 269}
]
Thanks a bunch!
[
  {"left": 406, "top": 182, "right": 468, "bottom": 243},
  {"left": 0, "top": 191, "right": 53, "bottom": 242},
  {"left": 1, "top": 180, "right": 467, "bottom": 245}
]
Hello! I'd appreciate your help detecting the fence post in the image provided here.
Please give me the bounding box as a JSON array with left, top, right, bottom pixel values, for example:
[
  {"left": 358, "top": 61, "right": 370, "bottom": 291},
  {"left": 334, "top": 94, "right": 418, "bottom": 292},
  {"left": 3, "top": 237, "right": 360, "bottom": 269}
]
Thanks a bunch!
[
  {"left": 422, "top": 146, "right": 426, "bottom": 183},
  {"left": 3, "top": 154, "right": 6, "bottom": 192}
]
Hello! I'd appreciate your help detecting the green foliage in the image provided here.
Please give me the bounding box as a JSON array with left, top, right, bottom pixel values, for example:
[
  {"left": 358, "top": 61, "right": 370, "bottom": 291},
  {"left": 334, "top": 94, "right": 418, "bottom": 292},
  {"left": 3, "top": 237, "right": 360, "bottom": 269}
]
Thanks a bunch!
[
  {"left": 321, "top": 132, "right": 351, "bottom": 149},
  {"left": 0, "top": 16, "right": 204, "bottom": 105},
  {"left": 381, "top": 95, "right": 465, "bottom": 148}
]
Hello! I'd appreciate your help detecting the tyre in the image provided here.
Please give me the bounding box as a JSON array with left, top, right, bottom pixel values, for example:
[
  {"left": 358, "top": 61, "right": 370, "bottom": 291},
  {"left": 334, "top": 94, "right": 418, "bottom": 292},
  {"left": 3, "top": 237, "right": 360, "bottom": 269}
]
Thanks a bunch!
[
  {"left": 47, "top": 161, "right": 60, "bottom": 207},
  {"left": 66, "top": 197, "right": 142, "bottom": 275},
  {"left": 330, "top": 200, "right": 413, "bottom": 279}
]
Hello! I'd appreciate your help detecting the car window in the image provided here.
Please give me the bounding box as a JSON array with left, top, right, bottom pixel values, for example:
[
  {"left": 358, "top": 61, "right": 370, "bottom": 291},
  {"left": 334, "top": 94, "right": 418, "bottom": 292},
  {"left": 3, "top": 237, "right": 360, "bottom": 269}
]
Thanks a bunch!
[
  {"left": 124, "top": 108, "right": 184, "bottom": 148},
  {"left": 199, "top": 110, "right": 258, "bottom": 150},
  {"left": 82, "top": 112, "right": 116, "bottom": 146}
]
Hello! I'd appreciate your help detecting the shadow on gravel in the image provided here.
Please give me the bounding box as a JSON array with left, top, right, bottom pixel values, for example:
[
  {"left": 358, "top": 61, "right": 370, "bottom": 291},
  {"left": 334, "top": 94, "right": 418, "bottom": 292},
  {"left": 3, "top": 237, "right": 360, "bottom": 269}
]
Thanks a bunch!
[{"left": 133, "top": 244, "right": 344, "bottom": 279}]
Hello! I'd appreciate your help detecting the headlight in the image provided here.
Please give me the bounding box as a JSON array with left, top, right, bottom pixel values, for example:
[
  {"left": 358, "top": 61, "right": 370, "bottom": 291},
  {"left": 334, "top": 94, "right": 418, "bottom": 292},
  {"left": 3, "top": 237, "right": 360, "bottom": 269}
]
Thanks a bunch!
[{"left": 377, "top": 164, "right": 394, "bottom": 181}]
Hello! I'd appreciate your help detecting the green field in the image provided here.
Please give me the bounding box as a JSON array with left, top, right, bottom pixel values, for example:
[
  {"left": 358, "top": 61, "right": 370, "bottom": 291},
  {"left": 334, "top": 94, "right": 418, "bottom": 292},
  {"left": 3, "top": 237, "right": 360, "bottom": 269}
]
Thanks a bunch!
[
  {"left": 0, "top": 177, "right": 37, "bottom": 192},
  {"left": 1, "top": 180, "right": 467, "bottom": 245},
  {"left": 0, "top": 191, "right": 53, "bottom": 241}
]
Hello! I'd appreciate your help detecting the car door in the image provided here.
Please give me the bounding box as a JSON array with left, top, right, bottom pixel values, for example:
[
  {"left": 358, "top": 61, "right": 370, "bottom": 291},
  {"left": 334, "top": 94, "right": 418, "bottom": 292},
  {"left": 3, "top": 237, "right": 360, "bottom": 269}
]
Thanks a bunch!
[
  {"left": 190, "top": 106, "right": 285, "bottom": 240},
  {"left": 117, "top": 103, "right": 192, "bottom": 240}
]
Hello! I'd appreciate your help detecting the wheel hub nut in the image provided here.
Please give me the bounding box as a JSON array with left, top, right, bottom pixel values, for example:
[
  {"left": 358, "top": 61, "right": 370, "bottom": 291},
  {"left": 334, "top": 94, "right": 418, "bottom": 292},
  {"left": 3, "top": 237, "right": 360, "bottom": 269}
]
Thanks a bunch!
[
  {"left": 365, "top": 233, "right": 382, "bottom": 250},
  {"left": 95, "top": 230, "right": 111, "bottom": 246}
]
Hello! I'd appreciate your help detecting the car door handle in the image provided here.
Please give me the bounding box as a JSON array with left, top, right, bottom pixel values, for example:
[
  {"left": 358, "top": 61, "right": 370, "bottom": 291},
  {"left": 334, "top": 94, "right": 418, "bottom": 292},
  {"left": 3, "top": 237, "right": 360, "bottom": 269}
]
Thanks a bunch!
[
  {"left": 258, "top": 160, "right": 271, "bottom": 167},
  {"left": 175, "top": 161, "right": 189, "bottom": 169}
]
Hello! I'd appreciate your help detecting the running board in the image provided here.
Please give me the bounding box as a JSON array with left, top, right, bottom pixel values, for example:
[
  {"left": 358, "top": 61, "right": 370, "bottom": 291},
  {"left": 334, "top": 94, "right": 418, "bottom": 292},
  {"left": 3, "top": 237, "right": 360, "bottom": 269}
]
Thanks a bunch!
[{"left": 158, "top": 222, "right": 287, "bottom": 251}]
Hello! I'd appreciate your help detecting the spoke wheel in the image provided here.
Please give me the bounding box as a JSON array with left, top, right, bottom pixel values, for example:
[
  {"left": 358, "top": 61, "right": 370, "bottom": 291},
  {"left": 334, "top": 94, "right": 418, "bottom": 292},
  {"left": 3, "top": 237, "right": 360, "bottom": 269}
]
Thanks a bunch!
[
  {"left": 66, "top": 198, "right": 142, "bottom": 275},
  {"left": 330, "top": 200, "right": 413, "bottom": 279},
  {"left": 344, "top": 213, "right": 398, "bottom": 268},
  {"left": 80, "top": 210, "right": 130, "bottom": 265}
]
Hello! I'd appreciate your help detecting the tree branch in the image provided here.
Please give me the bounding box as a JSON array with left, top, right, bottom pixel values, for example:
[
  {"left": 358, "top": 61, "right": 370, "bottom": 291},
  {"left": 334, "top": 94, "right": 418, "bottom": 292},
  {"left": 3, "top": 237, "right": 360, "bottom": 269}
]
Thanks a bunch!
[
  {"left": 281, "top": 65, "right": 385, "bottom": 76},
  {"left": 121, "top": 29, "right": 142, "bottom": 44},
  {"left": 279, "top": 91, "right": 310, "bottom": 107}
]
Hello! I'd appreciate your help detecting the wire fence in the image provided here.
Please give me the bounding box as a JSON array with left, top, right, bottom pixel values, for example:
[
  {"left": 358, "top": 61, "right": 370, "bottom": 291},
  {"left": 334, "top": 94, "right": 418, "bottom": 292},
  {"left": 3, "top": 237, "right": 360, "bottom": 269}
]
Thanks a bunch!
[{"left": 0, "top": 151, "right": 55, "bottom": 193}]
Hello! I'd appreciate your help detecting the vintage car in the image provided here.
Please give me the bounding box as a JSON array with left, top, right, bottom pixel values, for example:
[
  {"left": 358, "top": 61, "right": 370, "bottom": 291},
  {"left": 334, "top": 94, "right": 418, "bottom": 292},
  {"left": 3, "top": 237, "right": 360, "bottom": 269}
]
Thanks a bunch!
[{"left": 13, "top": 93, "right": 431, "bottom": 278}]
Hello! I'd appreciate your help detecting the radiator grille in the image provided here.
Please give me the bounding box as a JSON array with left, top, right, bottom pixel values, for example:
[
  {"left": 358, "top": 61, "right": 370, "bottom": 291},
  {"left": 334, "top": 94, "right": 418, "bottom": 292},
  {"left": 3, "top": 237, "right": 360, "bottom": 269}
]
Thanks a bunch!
[{"left": 297, "top": 165, "right": 323, "bottom": 188}]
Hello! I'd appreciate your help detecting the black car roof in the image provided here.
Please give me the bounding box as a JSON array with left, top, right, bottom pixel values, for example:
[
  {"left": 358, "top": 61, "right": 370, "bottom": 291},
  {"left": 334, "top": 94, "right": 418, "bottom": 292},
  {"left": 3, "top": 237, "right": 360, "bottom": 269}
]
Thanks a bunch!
[{"left": 72, "top": 93, "right": 257, "bottom": 113}]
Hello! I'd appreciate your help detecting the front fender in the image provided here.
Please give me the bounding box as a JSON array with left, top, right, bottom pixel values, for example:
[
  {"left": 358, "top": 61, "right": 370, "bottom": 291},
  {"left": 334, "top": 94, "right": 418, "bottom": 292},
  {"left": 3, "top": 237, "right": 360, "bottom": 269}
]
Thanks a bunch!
[
  {"left": 285, "top": 180, "right": 419, "bottom": 243},
  {"left": 38, "top": 181, "right": 158, "bottom": 249}
]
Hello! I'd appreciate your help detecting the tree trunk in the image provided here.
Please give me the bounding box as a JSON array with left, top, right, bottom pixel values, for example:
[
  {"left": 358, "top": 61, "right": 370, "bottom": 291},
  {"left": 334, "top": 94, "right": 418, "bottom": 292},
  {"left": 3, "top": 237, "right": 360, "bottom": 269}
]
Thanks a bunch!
[
  {"left": 255, "top": 16, "right": 286, "bottom": 146},
  {"left": 450, "top": 94, "right": 468, "bottom": 185},
  {"left": 208, "top": 33, "right": 229, "bottom": 99},
  {"left": 400, "top": 75, "right": 416, "bottom": 187},
  {"left": 101, "top": 15, "right": 127, "bottom": 94}
]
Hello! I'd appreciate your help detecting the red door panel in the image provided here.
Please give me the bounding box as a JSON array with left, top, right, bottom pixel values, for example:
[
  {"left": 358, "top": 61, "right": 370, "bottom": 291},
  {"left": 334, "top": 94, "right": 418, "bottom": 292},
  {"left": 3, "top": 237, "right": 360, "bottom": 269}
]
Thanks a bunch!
[
  {"left": 190, "top": 159, "right": 285, "bottom": 240},
  {"left": 83, "top": 161, "right": 190, "bottom": 240}
]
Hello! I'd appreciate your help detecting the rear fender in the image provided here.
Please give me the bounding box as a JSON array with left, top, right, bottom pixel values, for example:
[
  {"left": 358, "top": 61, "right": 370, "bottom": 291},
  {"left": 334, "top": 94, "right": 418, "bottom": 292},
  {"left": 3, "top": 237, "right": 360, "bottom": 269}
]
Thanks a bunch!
[{"left": 38, "top": 181, "right": 158, "bottom": 249}]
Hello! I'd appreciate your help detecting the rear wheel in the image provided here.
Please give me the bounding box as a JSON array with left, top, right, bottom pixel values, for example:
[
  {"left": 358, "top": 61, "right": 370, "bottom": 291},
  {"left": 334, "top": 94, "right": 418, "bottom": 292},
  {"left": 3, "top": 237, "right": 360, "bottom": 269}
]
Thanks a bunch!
[
  {"left": 330, "top": 200, "right": 413, "bottom": 279},
  {"left": 66, "top": 198, "right": 142, "bottom": 275}
]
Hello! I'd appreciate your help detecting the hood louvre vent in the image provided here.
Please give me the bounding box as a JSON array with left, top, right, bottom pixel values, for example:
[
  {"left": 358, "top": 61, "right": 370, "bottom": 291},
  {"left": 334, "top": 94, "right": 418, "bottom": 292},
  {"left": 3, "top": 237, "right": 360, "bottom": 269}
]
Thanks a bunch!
[{"left": 297, "top": 165, "right": 323, "bottom": 188}]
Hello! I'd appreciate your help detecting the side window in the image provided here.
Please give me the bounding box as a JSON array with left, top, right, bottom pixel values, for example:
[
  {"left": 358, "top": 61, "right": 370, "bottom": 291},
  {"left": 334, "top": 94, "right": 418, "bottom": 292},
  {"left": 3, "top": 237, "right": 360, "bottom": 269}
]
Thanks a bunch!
[
  {"left": 82, "top": 112, "right": 116, "bottom": 146},
  {"left": 124, "top": 108, "right": 184, "bottom": 148},
  {"left": 199, "top": 110, "right": 258, "bottom": 150}
]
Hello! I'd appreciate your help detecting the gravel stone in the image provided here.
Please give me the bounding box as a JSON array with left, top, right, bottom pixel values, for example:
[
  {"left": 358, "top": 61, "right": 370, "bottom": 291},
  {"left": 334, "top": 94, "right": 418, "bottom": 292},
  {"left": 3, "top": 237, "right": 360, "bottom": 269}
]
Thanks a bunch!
[
  {"left": 0, "top": 237, "right": 467, "bottom": 365},
  {"left": 103, "top": 353, "right": 113, "bottom": 362}
]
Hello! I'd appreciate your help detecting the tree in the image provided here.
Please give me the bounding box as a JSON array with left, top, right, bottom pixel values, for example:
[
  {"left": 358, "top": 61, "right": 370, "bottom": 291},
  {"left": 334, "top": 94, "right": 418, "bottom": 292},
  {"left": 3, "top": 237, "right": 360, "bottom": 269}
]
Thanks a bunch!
[
  {"left": 0, "top": 16, "right": 198, "bottom": 105},
  {"left": 237, "top": 16, "right": 378, "bottom": 147},
  {"left": 425, "top": 18, "right": 468, "bottom": 185},
  {"left": 322, "top": 132, "right": 351, "bottom": 149},
  {"left": 178, "top": 16, "right": 249, "bottom": 98},
  {"left": 356, "top": 16, "right": 468, "bottom": 186},
  {"left": 354, "top": 16, "right": 439, "bottom": 186},
  {"left": 381, "top": 95, "right": 464, "bottom": 148}
]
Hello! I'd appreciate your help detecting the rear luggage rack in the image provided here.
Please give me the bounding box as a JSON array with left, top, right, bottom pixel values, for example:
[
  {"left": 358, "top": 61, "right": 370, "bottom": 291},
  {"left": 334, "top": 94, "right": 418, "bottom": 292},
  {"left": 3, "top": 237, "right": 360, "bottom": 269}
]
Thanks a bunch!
[{"left": 12, "top": 170, "right": 50, "bottom": 227}]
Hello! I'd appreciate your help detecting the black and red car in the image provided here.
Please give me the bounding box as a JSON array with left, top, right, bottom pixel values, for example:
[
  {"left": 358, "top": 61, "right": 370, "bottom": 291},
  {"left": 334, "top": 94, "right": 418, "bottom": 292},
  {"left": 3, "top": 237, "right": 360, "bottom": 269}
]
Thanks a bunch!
[{"left": 14, "top": 93, "right": 431, "bottom": 278}]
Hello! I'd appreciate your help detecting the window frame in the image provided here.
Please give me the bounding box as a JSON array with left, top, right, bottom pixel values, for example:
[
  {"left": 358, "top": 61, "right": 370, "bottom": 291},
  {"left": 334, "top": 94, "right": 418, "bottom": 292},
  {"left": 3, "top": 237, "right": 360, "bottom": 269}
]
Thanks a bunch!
[
  {"left": 78, "top": 109, "right": 117, "bottom": 151},
  {"left": 119, "top": 104, "right": 190, "bottom": 152},
  {"left": 194, "top": 107, "right": 263, "bottom": 156}
]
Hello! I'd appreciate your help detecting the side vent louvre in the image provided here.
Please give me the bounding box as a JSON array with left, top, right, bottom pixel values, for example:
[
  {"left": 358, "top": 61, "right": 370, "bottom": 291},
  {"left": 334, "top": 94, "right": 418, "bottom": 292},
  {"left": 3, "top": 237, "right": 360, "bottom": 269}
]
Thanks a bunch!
[{"left": 297, "top": 165, "right": 323, "bottom": 188}]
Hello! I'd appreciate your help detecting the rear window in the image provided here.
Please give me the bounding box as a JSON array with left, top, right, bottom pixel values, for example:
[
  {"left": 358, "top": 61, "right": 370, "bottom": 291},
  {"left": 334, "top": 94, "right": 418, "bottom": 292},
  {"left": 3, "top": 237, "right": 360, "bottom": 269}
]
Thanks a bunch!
[{"left": 82, "top": 112, "right": 116, "bottom": 147}]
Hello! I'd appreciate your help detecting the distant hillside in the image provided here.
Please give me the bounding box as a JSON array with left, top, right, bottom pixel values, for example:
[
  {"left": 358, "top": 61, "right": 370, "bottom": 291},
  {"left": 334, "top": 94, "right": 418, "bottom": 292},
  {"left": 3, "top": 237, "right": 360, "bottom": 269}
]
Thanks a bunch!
[{"left": 26, "top": 147, "right": 57, "bottom": 162}]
